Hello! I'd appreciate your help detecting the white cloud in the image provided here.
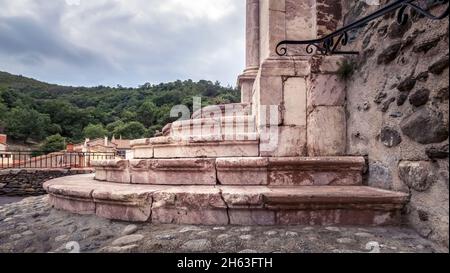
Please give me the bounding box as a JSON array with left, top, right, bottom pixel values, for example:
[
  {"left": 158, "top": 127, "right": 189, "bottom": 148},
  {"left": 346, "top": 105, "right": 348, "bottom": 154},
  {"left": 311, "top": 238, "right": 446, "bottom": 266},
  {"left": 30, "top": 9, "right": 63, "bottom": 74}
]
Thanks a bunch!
[{"left": 0, "top": 0, "right": 245, "bottom": 87}]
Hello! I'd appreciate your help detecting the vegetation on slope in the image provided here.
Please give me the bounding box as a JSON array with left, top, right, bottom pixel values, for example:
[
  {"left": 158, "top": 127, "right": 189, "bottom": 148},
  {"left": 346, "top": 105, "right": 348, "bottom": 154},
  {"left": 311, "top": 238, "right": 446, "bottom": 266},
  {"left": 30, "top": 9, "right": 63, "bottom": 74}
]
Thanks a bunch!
[{"left": 0, "top": 71, "right": 240, "bottom": 147}]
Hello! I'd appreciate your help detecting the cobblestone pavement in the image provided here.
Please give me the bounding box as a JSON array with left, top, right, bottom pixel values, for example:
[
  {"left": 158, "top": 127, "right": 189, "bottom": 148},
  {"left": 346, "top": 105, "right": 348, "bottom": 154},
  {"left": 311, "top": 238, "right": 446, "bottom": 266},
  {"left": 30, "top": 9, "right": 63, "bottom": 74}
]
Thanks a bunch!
[
  {"left": 0, "top": 197, "right": 25, "bottom": 206},
  {"left": 0, "top": 196, "right": 447, "bottom": 253}
]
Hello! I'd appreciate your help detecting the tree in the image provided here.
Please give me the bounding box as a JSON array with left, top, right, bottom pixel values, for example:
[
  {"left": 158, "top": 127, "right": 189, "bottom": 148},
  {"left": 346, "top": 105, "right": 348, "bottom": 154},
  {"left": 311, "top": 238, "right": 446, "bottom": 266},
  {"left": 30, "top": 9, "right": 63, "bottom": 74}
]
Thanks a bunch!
[
  {"left": 106, "top": 120, "right": 125, "bottom": 134},
  {"left": 136, "top": 101, "right": 157, "bottom": 128},
  {"left": 0, "top": 100, "right": 7, "bottom": 132},
  {"left": 83, "top": 124, "right": 108, "bottom": 139},
  {"left": 40, "top": 134, "right": 66, "bottom": 153},
  {"left": 5, "top": 107, "right": 52, "bottom": 142},
  {"left": 113, "top": 122, "right": 146, "bottom": 139}
]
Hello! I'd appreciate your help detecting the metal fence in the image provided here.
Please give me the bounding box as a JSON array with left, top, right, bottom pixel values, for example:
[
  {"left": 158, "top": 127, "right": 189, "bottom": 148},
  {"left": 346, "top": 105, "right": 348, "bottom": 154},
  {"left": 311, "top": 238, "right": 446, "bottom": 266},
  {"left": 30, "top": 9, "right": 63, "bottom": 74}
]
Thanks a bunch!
[{"left": 0, "top": 151, "right": 116, "bottom": 169}]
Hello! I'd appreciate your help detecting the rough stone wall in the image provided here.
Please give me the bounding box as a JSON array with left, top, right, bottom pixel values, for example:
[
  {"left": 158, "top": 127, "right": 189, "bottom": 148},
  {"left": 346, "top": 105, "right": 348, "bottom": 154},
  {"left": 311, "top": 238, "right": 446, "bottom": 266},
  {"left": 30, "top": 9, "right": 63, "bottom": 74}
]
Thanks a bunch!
[
  {"left": 0, "top": 169, "right": 93, "bottom": 196},
  {"left": 342, "top": 0, "right": 449, "bottom": 247}
]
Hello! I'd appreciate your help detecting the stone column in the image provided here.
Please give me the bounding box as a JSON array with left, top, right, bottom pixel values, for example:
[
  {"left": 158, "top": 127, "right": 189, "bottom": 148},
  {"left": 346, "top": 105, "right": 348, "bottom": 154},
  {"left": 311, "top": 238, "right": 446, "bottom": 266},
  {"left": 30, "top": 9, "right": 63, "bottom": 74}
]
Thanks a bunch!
[{"left": 238, "top": 0, "right": 260, "bottom": 104}]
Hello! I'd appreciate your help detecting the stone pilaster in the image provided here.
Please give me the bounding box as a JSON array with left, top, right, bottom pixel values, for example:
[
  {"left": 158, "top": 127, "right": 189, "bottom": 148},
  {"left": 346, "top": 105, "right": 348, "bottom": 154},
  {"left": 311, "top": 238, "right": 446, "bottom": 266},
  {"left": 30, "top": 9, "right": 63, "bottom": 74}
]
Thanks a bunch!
[
  {"left": 238, "top": 0, "right": 260, "bottom": 104},
  {"left": 307, "top": 56, "right": 347, "bottom": 156}
]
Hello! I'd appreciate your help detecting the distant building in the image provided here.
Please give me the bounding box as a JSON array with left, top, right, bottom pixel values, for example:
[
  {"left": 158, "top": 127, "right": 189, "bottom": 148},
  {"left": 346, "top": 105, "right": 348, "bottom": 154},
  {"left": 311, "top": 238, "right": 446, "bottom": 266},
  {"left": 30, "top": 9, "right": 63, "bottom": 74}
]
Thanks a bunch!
[
  {"left": 73, "top": 136, "right": 132, "bottom": 159},
  {"left": 0, "top": 134, "right": 8, "bottom": 152}
]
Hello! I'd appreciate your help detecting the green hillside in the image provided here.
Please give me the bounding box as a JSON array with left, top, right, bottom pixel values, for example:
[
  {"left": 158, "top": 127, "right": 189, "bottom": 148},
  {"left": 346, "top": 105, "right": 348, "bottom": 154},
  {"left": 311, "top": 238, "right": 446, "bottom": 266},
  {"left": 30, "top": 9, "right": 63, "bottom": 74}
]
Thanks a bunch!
[{"left": 0, "top": 71, "right": 240, "bottom": 147}]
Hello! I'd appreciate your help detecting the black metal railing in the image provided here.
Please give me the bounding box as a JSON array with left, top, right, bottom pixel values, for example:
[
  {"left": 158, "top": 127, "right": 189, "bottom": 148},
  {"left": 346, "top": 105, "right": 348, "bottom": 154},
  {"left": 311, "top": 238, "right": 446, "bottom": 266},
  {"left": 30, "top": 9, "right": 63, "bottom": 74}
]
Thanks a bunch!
[
  {"left": 0, "top": 151, "right": 116, "bottom": 170},
  {"left": 276, "top": 0, "right": 449, "bottom": 56}
]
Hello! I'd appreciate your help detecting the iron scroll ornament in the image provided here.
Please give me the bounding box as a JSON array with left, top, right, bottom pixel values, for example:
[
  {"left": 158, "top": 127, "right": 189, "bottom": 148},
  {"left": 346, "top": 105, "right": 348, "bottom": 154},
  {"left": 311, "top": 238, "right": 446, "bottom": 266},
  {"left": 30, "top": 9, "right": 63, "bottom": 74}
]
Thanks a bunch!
[{"left": 276, "top": 0, "right": 449, "bottom": 56}]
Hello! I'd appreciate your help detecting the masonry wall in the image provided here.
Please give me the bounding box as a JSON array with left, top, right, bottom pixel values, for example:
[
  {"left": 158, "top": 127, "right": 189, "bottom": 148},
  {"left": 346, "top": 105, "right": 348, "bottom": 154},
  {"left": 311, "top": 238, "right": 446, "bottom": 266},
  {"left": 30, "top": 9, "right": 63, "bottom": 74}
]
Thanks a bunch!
[
  {"left": 0, "top": 169, "right": 93, "bottom": 196},
  {"left": 342, "top": 0, "right": 449, "bottom": 247}
]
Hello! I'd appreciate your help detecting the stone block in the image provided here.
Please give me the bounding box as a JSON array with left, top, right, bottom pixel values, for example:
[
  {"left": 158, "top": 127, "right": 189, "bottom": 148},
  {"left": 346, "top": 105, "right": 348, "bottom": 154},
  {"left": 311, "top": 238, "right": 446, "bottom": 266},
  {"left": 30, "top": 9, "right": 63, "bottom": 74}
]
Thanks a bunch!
[
  {"left": 276, "top": 209, "right": 400, "bottom": 226},
  {"left": 308, "top": 74, "right": 346, "bottom": 112},
  {"left": 216, "top": 158, "right": 269, "bottom": 185},
  {"left": 48, "top": 195, "right": 95, "bottom": 215},
  {"left": 260, "top": 57, "right": 311, "bottom": 77},
  {"left": 96, "top": 203, "right": 152, "bottom": 222},
  {"left": 130, "top": 160, "right": 151, "bottom": 184},
  {"left": 307, "top": 106, "right": 346, "bottom": 156},
  {"left": 152, "top": 186, "right": 227, "bottom": 210},
  {"left": 229, "top": 209, "right": 276, "bottom": 225},
  {"left": 151, "top": 208, "right": 229, "bottom": 225},
  {"left": 147, "top": 158, "right": 217, "bottom": 185},
  {"left": 283, "top": 77, "right": 307, "bottom": 126},
  {"left": 153, "top": 140, "right": 259, "bottom": 158},
  {"left": 220, "top": 186, "right": 269, "bottom": 208},
  {"left": 260, "top": 125, "right": 307, "bottom": 157},
  {"left": 92, "top": 160, "right": 131, "bottom": 183},
  {"left": 131, "top": 138, "right": 154, "bottom": 159},
  {"left": 311, "top": 55, "right": 346, "bottom": 73},
  {"left": 268, "top": 157, "right": 365, "bottom": 186},
  {"left": 286, "top": 0, "right": 316, "bottom": 41}
]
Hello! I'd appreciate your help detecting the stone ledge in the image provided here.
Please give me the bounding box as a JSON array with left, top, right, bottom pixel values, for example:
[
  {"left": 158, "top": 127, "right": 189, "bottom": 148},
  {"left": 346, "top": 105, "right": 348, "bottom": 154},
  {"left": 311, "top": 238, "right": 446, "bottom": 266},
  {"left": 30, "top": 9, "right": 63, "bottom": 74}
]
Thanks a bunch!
[
  {"left": 44, "top": 174, "right": 409, "bottom": 226},
  {"left": 92, "top": 157, "right": 366, "bottom": 186}
]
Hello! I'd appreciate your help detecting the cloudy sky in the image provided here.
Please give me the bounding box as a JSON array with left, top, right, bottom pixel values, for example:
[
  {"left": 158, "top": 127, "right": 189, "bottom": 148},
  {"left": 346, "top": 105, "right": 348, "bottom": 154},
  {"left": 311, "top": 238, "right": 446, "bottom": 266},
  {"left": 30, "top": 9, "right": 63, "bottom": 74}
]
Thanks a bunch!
[{"left": 0, "top": 0, "right": 245, "bottom": 87}]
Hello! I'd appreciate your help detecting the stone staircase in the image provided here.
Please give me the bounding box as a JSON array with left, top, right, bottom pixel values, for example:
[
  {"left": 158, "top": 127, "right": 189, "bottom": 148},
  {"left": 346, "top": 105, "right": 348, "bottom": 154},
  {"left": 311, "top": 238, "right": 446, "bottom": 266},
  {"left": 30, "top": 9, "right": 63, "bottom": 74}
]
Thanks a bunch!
[{"left": 43, "top": 103, "right": 409, "bottom": 226}]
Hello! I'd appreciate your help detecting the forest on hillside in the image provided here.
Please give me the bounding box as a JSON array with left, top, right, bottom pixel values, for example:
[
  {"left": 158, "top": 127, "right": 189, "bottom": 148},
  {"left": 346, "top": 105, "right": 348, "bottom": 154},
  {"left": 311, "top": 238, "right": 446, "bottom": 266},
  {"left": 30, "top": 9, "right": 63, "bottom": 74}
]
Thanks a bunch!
[{"left": 0, "top": 71, "right": 240, "bottom": 150}]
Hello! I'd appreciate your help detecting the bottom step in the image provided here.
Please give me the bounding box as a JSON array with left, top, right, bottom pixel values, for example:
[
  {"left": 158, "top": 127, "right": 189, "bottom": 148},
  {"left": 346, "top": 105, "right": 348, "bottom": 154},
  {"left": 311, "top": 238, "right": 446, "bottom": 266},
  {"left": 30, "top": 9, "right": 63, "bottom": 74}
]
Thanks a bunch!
[{"left": 43, "top": 174, "right": 409, "bottom": 226}]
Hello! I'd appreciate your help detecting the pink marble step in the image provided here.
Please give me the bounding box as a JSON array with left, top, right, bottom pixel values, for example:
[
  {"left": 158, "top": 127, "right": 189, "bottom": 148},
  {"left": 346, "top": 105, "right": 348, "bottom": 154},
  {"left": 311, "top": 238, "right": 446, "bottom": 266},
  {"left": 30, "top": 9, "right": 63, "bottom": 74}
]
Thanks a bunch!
[
  {"left": 130, "top": 134, "right": 260, "bottom": 159},
  {"left": 191, "top": 103, "right": 250, "bottom": 119},
  {"left": 44, "top": 174, "right": 409, "bottom": 225},
  {"left": 170, "top": 116, "right": 256, "bottom": 138},
  {"left": 92, "top": 157, "right": 365, "bottom": 186}
]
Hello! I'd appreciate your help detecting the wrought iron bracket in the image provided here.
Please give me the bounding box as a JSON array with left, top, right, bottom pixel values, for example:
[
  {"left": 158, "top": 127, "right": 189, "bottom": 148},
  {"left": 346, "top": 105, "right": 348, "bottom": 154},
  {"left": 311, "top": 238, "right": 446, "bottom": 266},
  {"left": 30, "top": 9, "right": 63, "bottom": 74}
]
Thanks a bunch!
[{"left": 276, "top": 0, "right": 449, "bottom": 56}]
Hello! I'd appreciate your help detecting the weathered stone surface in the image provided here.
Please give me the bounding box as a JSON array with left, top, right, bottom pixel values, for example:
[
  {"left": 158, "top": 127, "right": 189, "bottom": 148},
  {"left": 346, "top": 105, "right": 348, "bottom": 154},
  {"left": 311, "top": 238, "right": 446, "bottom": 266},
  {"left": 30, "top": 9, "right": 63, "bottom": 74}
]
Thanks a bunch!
[
  {"left": 152, "top": 208, "right": 229, "bottom": 225},
  {"left": 152, "top": 186, "right": 226, "bottom": 209},
  {"left": 131, "top": 159, "right": 217, "bottom": 185},
  {"left": 95, "top": 203, "right": 152, "bottom": 222},
  {"left": 397, "top": 76, "right": 416, "bottom": 92},
  {"left": 401, "top": 108, "right": 449, "bottom": 144},
  {"left": 413, "top": 36, "right": 440, "bottom": 53},
  {"left": 426, "top": 144, "right": 449, "bottom": 160},
  {"left": 0, "top": 195, "right": 444, "bottom": 253},
  {"left": 388, "top": 20, "right": 411, "bottom": 39},
  {"left": 283, "top": 77, "right": 307, "bottom": 127},
  {"left": 152, "top": 139, "right": 259, "bottom": 158},
  {"left": 308, "top": 74, "right": 346, "bottom": 111},
  {"left": 171, "top": 116, "right": 256, "bottom": 138},
  {"left": 229, "top": 210, "right": 276, "bottom": 226},
  {"left": 409, "top": 89, "right": 430, "bottom": 107},
  {"left": 307, "top": 107, "right": 346, "bottom": 156},
  {"left": 398, "top": 161, "right": 436, "bottom": 192},
  {"left": 397, "top": 92, "right": 409, "bottom": 106},
  {"left": 111, "top": 234, "right": 144, "bottom": 247},
  {"left": 131, "top": 139, "right": 153, "bottom": 159},
  {"left": 42, "top": 174, "right": 409, "bottom": 226},
  {"left": 377, "top": 42, "right": 402, "bottom": 64},
  {"left": 268, "top": 157, "right": 365, "bottom": 186},
  {"left": 276, "top": 210, "right": 400, "bottom": 226},
  {"left": 310, "top": 55, "right": 345, "bottom": 73},
  {"left": 374, "top": 91, "right": 387, "bottom": 104},
  {"left": 92, "top": 160, "right": 130, "bottom": 183},
  {"left": 216, "top": 158, "right": 269, "bottom": 185},
  {"left": 260, "top": 125, "right": 307, "bottom": 157},
  {"left": 380, "top": 127, "right": 402, "bottom": 148},
  {"left": 428, "top": 56, "right": 449, "bottom": 75},
  {"left": 381, "top": 97, "right": 396, "bottom": 112},
  {"left": 181, "top": 239, "right": 212, "bottom": 252},
  {"left": 435, "top": 87, "right": 449, "bottom": 102},
  {"left": 367, "top": 162, "right": 393, "bottom": 190},
  {"left": 48, "top": 194, "right": 95, "bottom": 215},
  {"left": 122, "top": 225, "right": 138, "bottom": 236}
]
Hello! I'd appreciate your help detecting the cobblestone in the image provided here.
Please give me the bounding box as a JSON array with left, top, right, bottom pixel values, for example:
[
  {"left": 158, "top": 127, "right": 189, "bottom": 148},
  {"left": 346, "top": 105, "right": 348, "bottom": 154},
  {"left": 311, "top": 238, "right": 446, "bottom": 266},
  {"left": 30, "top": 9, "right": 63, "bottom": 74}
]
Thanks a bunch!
[{"left": 0, "top": 196, "right": 447, "bottom": 253}]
